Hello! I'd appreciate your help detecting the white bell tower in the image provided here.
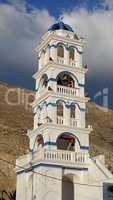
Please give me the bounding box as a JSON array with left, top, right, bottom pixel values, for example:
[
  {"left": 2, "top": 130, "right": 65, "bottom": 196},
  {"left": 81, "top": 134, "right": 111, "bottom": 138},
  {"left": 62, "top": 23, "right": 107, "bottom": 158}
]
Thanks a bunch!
[{"left": 16, "top": 21, "right": 113, "bottom": 200}]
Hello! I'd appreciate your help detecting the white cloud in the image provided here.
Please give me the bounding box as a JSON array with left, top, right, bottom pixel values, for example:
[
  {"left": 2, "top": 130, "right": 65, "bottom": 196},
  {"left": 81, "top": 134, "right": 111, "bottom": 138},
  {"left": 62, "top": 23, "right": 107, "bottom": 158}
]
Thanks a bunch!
[
  {"left": 62, "top": 8, "right": 113, "bottom": 78},
  {"left": 103, "top": 0, "right": 113, "bottom": 9},
  {"left": 0, "top": 3, "right": 54, "bottom": 73},
  {"left": 0, "top": 1, "right": 113, "bottom": 85}
]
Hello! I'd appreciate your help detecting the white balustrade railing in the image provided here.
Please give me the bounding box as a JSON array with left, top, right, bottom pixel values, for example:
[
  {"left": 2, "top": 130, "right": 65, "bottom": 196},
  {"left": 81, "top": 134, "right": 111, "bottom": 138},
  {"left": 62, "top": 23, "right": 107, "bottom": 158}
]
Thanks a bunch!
[
  {"left": 57, "top": 116, "right": 64, "bottom": 125},
  {"left": 56, "top": 116, "right": 78, "bottom": 128},
  {"left": 57, "top": 57, "right": 79, "bottom": 67},
  {"left": 33, "top": 149, "right": 88, "bottom": 165},
  {"left": 57, "top": 57, "right": 64, "bottom": 64},
  {"left": 70, "top": 118, "right": 78, "bottom": 127},
  {"left": 57, "top": 85, "right": 79, "bottom": 96},
  {"left": 69, "top": 59, "right": 77, "bottom": 67}
]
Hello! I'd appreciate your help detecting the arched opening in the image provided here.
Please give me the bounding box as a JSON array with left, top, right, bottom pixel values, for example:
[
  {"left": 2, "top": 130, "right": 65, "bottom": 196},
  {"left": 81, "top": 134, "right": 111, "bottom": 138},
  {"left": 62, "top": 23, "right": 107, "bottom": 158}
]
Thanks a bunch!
[
  {"left": 39, "top": 74, "right": 48, "bottom": 90},
  {"left": 62, "top": 176, "right": 74, "bottom": 200},
  {"left": 57, "top": 72, "right": 75, "bottom": 88},
  {"left": 70, "top": 103, "right": 77, "bottom": 127},
  {"left": 57, "top": 133, "right": 76, "bottom": 151},
  {"left": 57, "top": 101, "right": 63, "bottom": 117},
  {"left": 57, "top": 101, "right": 64, "bottom": 125},
  {"left": 57, "top": 45, "right": 64, "bottom": 58},
  {"left": 69, "top": 48, "right": 74, "bottom": 60},
  {"left": 70, "top": 103, "right": 76, "bottom": 119},
  {"left": 36, "top": 134, "right": 44, "bottom": 148}
]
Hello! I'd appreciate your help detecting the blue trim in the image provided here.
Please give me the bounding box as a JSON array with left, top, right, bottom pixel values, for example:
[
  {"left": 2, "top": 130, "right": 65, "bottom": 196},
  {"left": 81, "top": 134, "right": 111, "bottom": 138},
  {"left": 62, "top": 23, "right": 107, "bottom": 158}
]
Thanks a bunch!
[
  {"left": 39, "top": 42, "right": 83, "bottom": 59},
  {"left": 47, "top": 102, "right": 56, "bottom": 107},
  {"left": 48, "top": 43, "right": 82, "bottom": 54},
  {"left": 55, "top": 100, "right": 86, "bottom": 112},
  {"left": 44, "top": 141, "right": 89, "bottom": 150},
  {"left": 35, "top": 101, "right": 86, "bottom": 113},
  {"left": 33, "top": 163, "right": 88, "bottom": 171},
  {"left": 78, "top": 83, "right": 84, "bottom": 87},
  {"left": 35, "top": 81, "right": 84, "bottom": 92},
  {"left": 44, "top": 141, "right": 56, "bottom": 146},
  {"left": 35, "top": 100, "right": 86, "bottom": 113},
  {"left": 48, "top": 78, "right": 57, "bottom": 82},
  {"left": 16, "top": 170, "right": 25, "bottom": 175},
  {"left": 81, "top": 146, "right": 89, "bottom": 150},
  {"left": 35, "top": 72, "right": 84, "bottom": 91},
  {"left": 16, "top": 163, "right": 88, "bottom": 175},
  {"left": 79, "top": 108, "right": 86, "bottom": 112},
  {"left": 56, "top": 71, "right": 84, "bottom": 87}
]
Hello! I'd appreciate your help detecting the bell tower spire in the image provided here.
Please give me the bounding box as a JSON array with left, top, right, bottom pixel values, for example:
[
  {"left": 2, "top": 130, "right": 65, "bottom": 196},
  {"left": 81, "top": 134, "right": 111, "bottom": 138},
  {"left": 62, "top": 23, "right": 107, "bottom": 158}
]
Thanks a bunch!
[
  {"left": 29, "top": 21, "right": 90, "bottom": 153},
  {"left": 16, "top": 21, "right": 113, "bottom": 200}
]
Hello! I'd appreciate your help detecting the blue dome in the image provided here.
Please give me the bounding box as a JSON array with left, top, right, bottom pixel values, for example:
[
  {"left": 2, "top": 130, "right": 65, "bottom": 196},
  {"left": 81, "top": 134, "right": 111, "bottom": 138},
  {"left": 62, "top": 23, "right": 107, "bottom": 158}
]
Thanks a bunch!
[{"left": 48, "top": 21, "right": 74, "bottom": 32}]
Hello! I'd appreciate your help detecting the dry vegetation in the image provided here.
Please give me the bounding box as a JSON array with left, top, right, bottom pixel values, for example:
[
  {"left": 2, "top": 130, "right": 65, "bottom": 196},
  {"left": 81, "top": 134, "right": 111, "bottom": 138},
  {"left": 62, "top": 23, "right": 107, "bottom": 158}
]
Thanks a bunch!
[{"left": 0, "top": 82, "right": 113, "bottom": 190}]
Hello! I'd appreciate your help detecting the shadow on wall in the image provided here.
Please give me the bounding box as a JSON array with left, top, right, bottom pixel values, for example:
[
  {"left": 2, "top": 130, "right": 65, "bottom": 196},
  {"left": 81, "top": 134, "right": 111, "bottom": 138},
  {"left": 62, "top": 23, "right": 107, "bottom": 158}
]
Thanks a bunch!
[
  {"left": 62, "top": 175, "right": 74, "bottom": 200},
  {"left": 103, "top": 183, "right": 113, "bottom": 200}
]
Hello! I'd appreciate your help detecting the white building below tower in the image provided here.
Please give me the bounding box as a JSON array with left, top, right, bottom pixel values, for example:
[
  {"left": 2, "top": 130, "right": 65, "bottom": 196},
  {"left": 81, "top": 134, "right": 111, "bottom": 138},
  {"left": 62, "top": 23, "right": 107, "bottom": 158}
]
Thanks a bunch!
[{"left": 16, "top": 21, "right": 113, "bottom": 200}]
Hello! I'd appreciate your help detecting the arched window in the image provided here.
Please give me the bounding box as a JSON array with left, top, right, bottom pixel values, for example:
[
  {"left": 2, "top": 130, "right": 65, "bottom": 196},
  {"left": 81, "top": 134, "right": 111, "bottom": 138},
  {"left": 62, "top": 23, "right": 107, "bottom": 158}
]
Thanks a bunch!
[
  {"left": 57, "top": 133, "right": 75, "bottom": 151},
  {"left": 70, "top": 104, "right": 76, "bottom": 118},
  {"left": 57, "top": 72, "right": 75, "bottom": 88},
  {"left": 36, "top": 135, "right": 44, "bottom": 148},
  {"left": 57, "top": 45, "right": 64, "bottom": 57},
  {"left": 39, "top": 74, "right": 48, "bottom": 92},
  {"left": 57, "top": 101, "right": 63, "bottom": 117},
  {"left": 69, "top": 48, "right": 74, "bottom": 60}
]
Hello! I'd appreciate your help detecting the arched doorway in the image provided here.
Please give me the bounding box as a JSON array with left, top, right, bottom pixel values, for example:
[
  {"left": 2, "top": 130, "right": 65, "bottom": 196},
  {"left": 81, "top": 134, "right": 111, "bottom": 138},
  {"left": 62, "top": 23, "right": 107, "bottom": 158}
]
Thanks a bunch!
[
  {"left": 39, "top": 74, "right": 48, "bottom": 91},
  {"left": 57, "top": 133, "right": 76, "bottom": 151},
  {"left": 62, "top": 176, "right": 74, "bottom": 200},
  {"left": 69, "top": 48, "right": 75, "bottom": 60},
  {"left": 36, "top": 134, "right": 44, "bottom": 148},
  {"left": 57, "top": 45, "right": 64, "bottom": 58},
  {"left": 57, "top": 72, "right": 75, "bottom": 88},
  {"left": 57, "top": 101, "right": 64, "bottom": 117}
]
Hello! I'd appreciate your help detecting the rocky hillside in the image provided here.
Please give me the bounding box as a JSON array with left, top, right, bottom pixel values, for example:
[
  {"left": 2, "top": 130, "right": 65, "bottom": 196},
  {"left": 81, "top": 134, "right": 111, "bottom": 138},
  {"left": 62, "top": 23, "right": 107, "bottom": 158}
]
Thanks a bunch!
[{"left": 0, "top": 82, "right": 113, "bottom": 190}]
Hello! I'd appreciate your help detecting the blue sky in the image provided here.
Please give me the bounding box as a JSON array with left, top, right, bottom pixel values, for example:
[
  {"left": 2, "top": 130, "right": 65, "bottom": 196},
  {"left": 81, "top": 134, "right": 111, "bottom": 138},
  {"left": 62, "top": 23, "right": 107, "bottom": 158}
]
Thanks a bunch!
[
  {"left": 0, "top": 0, "right": 113, "bottom": 108},
  {"left": 26, "top": 0, "right": 103, "bottom": 16},
  {"left": 0, "top": 0, "right": 106, "bottom": 16}
]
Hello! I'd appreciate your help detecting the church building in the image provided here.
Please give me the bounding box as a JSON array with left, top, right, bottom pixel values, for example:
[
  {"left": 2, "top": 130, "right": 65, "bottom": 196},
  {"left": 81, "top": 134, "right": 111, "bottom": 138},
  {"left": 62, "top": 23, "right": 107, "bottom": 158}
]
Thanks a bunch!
[{"left": 16, "top": 21, "right": 113, "bottom": 200}]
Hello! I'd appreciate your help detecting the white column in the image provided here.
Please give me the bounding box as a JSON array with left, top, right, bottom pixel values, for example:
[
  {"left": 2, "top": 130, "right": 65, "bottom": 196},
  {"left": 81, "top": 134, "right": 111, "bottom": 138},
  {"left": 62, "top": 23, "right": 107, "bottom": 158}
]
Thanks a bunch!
[
  {"left": 45, "top": 48, "right": 49, "bottom": 63},
  {"left": 50, "top": 46, "right": 56, "bottom": 62},
  {"left": 47, "top": 104, "right": 56, "bottom": 124}
]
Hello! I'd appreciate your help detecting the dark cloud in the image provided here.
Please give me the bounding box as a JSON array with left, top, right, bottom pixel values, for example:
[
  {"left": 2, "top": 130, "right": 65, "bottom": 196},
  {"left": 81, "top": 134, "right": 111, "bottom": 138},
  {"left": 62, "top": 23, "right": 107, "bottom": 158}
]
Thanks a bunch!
[{"left": 0, "top": 3, "right": 54, "bottom": 87}]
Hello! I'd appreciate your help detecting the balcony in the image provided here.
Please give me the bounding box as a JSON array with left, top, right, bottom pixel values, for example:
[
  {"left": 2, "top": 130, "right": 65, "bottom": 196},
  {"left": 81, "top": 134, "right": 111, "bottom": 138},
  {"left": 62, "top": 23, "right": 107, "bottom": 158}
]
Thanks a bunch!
[
  {"left": 57, "top": 116, "right": 64, "bottom": 125},
  {"left": 57, "top": 57, "right": 64, "bottom": 65},
  {"left": 70, "top": 118, "right": 78, "bottom": 127},
  {"left": 69, "top": 59, "right": 77, "bottom": 67},
  {"left": 56, "top": 116, "right": 78, "bottom": 128},
  {"left": 57, "top": 57, "right": 78, "bottom": 68},
  {"left": 33, "top": 149, "right": 89, "bottom": 166},
  {"left": 16, "top": 149, "right": 89, "bottom": 172},
  {"left": 57, "top": 85, "right": 79, "bottom": 97}
]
